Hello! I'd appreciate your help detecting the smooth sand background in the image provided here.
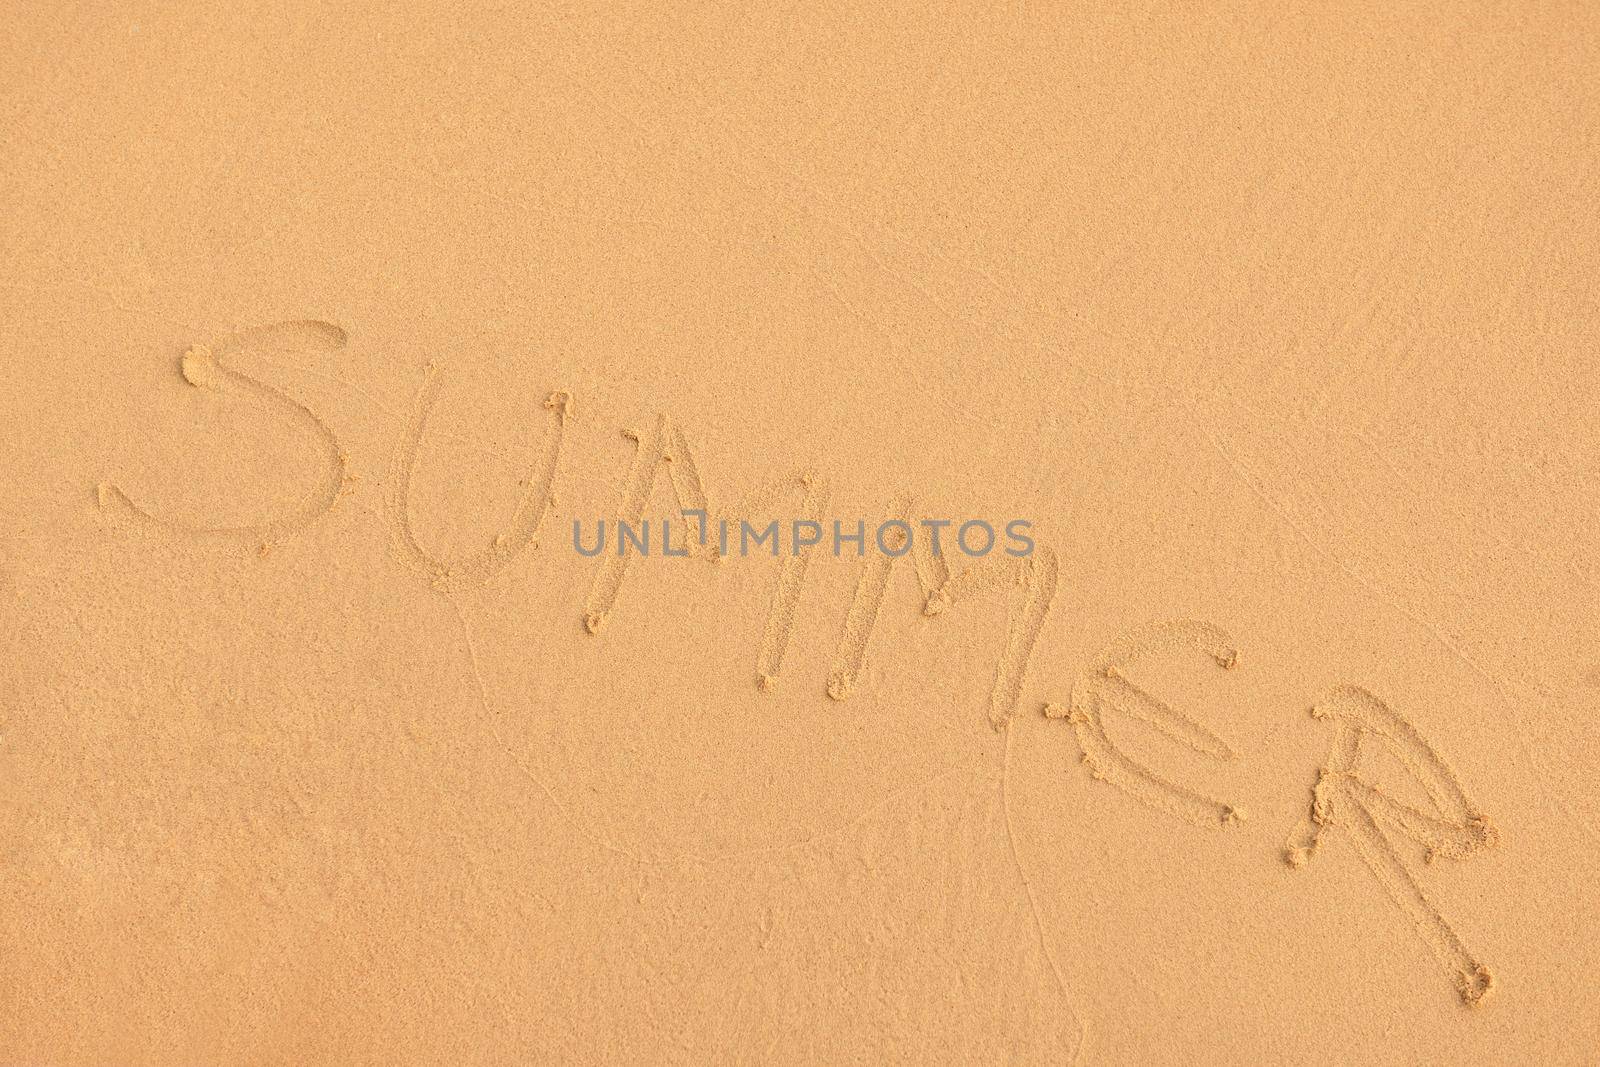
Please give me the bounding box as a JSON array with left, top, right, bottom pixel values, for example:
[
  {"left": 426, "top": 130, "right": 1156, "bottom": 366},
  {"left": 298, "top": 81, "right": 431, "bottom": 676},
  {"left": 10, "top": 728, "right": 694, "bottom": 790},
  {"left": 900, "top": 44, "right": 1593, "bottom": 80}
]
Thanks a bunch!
[{"left": 4, "top": 3, "right": 1600, "bottom": 1063}]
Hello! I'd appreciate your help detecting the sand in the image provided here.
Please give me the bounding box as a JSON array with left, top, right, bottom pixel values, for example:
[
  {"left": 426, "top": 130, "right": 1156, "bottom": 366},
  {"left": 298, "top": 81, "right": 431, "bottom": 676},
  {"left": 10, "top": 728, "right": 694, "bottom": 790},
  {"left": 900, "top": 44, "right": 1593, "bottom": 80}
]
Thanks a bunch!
[{"left": 4, "top": 3, "right": 1599, "bottom": 1064}]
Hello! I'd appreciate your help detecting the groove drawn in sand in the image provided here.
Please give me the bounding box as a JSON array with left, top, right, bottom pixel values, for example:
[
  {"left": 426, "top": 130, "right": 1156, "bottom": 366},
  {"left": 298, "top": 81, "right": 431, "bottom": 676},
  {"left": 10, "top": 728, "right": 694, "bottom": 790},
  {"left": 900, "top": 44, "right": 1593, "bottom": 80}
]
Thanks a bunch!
[
  {"left": 579, "top": 418, "right": 831, "bottom": 692},
  {"left": 1285, "top": 685, "right": 1498, "bottom": 1005},
  {"left": 826, "top": 504, "right": 1057, "bottom": 729},
  {"left": 726, "top": 469, "right": 829, "bottom": 692},
  {"left": 1046, "top": 620, "right": 1244, "bottom": 827},
  {"left": 951, "top": 550, "right": 1058, "bottom": 730},
  {"left": 826, "top": 496, "right": 914, "bottom": 703},
  {"left": 582, "top": 415, "right": 712, "bottom": 634},
  {"left": 96, "top": 320, "right": 349, "bottom": 548},
  {"left": 386, "top": 362, "right": 570, "bottom": 593}
]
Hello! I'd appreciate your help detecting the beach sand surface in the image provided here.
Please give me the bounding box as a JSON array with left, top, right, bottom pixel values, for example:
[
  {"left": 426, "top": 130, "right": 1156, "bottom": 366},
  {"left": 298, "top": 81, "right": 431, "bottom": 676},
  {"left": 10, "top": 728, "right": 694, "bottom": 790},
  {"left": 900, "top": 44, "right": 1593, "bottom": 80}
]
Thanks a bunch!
[{"left": 3, "top": 4, "right": 1599, "bottom": 1063}]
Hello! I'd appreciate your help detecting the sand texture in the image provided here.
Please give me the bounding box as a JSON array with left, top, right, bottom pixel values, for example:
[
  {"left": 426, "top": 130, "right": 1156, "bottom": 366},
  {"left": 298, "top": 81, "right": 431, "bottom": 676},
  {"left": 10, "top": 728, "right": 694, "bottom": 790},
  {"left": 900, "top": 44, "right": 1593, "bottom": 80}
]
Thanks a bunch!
[{"left": 3, "top": 4, "right": 1599, "bottom": 1064}]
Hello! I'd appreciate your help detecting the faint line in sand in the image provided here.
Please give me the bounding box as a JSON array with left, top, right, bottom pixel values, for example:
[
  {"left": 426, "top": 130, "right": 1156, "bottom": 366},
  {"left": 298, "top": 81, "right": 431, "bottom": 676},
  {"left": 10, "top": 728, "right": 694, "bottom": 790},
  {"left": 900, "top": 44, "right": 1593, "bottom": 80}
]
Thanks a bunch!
[{"left": 1000, "top": 721, "right": 1090, "bottom": 1066}]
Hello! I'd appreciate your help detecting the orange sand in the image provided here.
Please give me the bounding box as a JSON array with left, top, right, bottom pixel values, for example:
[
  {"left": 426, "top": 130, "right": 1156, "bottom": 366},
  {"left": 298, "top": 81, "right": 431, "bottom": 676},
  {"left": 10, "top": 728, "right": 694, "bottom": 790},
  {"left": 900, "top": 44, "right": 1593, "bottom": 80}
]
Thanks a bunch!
[{"left": 4, "top": 4, "right": 1599, "bottom": 1063}]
